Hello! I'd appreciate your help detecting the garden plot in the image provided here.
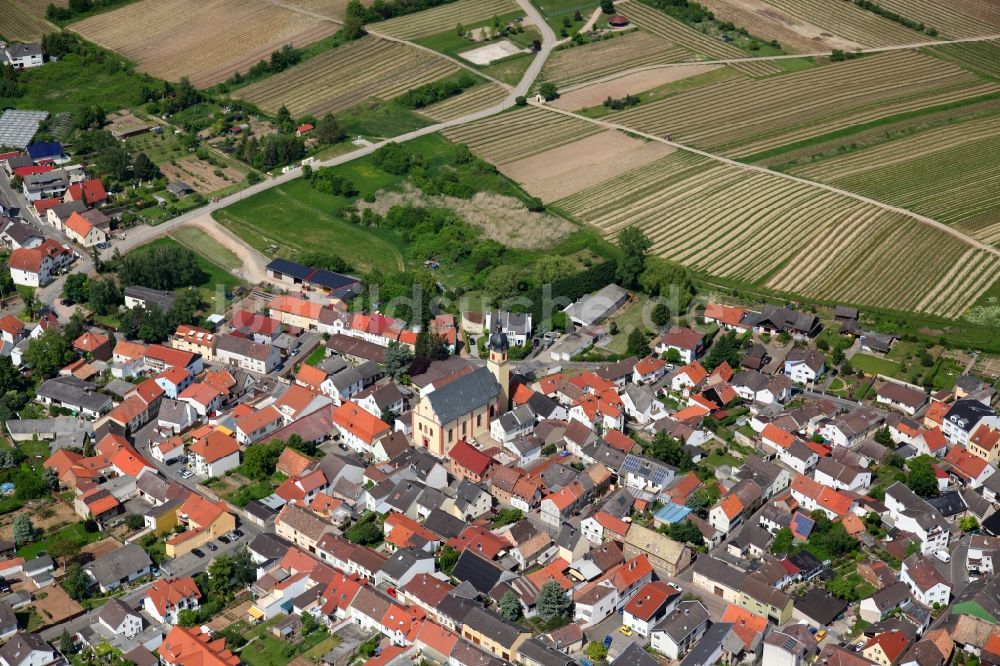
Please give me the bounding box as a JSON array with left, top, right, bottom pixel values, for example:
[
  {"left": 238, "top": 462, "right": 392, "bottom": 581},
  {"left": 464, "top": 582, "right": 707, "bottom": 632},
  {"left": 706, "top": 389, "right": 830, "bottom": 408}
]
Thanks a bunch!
[
  {"left": 500, "top": 129, "right": 675, "bottom": 201},
  {"left": 159, "top": 156, "right": 246, "bottom": 194},
  {"left": 459, "top": 40, "right": 529, "bottom": 65},
  {"left": 70, "top": 0, "right": 339, "bottom": 87}
]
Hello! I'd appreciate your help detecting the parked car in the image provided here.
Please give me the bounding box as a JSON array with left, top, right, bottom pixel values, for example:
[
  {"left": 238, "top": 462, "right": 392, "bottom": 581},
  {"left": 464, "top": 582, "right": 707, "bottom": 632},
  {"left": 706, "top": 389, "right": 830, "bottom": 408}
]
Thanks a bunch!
[
  {"left": 206, "top": 542, "right": 217, "bottom": 551},
  {"left": 618, "top": 626, "right": 633, "bottom": 637},
  {"left": 191, "top": 549, "right": 205, "bottom": 558},
  {"left": 233, "top": 529, "right": 244, "bottom": 538},
  {"left": 219, "top": 535, "right": 231, "bottom": 544},
  {"left": 934, "top": 549, "right": 951, "bottom": 563}
]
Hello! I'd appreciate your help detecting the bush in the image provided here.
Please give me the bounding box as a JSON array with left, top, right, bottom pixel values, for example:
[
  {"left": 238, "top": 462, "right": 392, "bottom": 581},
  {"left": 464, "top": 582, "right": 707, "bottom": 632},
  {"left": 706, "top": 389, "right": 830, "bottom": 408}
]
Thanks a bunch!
[
  {"left": 397, "top": 73, "right": 477, "bottom": 108},
  {"left": 372, "top": 142, "right": 414, "bottom": 175}
]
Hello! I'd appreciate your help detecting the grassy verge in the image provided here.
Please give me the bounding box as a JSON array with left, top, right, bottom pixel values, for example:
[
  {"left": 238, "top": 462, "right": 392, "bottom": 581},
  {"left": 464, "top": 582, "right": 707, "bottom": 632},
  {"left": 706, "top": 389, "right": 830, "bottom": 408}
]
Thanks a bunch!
[{"left": 18, "top": 522, "right": 103, "bottom": 559}]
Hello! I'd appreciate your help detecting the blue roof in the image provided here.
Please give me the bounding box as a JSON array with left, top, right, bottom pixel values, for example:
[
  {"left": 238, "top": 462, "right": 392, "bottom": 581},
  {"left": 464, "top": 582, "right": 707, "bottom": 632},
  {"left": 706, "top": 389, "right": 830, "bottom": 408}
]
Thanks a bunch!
[
  {"left": 791, "top": 512, "right": 815, "bottom": 538},
  {"left": 265, "top": 257, "right": 358, "bottom": 291},
  {"left": 26, "top": 141, "right": 62, "bottom": 159},
  {"left": 654, "top": 503, "right": 692, "bottom": 525}
]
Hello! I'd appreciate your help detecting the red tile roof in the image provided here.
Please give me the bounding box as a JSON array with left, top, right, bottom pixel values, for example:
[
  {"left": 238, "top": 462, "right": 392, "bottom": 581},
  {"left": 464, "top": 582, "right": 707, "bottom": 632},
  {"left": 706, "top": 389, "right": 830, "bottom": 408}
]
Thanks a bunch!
[
  {"left": 146, "top": 577, "right": 201, "bottom": 615},
  {"left": 190, "top": 430, "right": 239, "bottom": 464},
  {"left": 159, "top": 626, "right": 239, "bottom": 666},
  {"left": 704, "top": 304, "right": 747, "bottom": 328},
  {"left": 332, "top": 402, "right": 390, "bottom": 445},
  {"left": 448, "top": 439, "right": 494, "bottom": 476},
  {"left": 623, "top": 581, "right": 679, "bottom": 621}
]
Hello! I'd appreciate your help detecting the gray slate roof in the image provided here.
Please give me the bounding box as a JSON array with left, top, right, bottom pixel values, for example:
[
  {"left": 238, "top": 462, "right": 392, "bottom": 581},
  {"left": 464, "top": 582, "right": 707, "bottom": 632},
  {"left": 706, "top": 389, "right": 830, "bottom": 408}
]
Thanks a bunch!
[
  {"left": 425, "top": 366, "right": 500, "bottom": 425},
  {"left": 83, "top": 543, "right": 152, "bottom": 587}
]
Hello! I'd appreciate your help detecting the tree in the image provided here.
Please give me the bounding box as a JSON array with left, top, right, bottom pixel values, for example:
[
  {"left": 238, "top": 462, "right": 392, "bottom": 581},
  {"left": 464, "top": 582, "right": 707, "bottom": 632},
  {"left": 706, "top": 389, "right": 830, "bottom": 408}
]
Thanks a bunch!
[
  {"left": 616, "top": 226, "right": 651, "bottom": 288},
  {"left": 960, "top": 516, "right": 979, "bottom": 532},
  {"left": 15, "top": 468, "right": 48, "bottom": 500},
  {"left": 61, "top": 563, "right": 91, "bottom": 601},
  {"left": 600, "top": 0, "right": 614, "bottom": 13},
  {"left": 539, "top": 82, "right": 559, "bottom": 101},
  {"left": 873, "top": 426, "right": 894, "bottom": 447},
  {"left": 704, "top": 330, "right": 742, "bottom": 371},
  {"left": 586, "top": 642, "right": 609, "bottom": 661},
  {"left": 627, "top": 328, "right": 650, "bottom": 357},
  {"left": 499, "top": 591, "right": 523, "bottom": 621},
  {"left": 88, "top": 276, "right": 123, "bottom": 315},
  {"left": 341, "top": 0, "right": 367, "bottom": 39},
  {"left": 651, "top": 302, "right": 670, "bottom": 329},
  {"left": 17, "top": 287, "right": 39, "bottom": 320},
  {"left": 684, "top": 487, "right": 716, "bottom": 518},
  {"left": 906, "top": 456, "right": 939, "bottom": 498},
  {"left": 345, "top": 512, "right": 383, "bottom": 546},
  {"left": 177, "top": 609, "right": 199, "bottom": 627},
  {"left": 826, "top": 575, "right": 859, "bottom": 602},
  {"left": 535, "top": 256, "right": 575, "bottom": 284},
  {"left": 124, "top": 513, "right": 144, "bottom": 530},
  {"left": 437, "top": 544, "right": 459, "bottom": 574},
  {"left": 314, "top": 113, "right": 346, "bottom": 145},
  {"left": 492, "top": 508, "right": 524, "bottom": 528},
  {"left": 536, "top": 580, "right": 573, "bottom": 622},
  {"left": 59, "top": 631, "right": 75, "bottom": 656},
  {"left": 664, "top": 347, "right": 682, "bottom": 364},
  {"left": 13, "top": 514, "right": 35, "bottom": 547},
  {"left": 770, "top": 527, "right": 793, "bottom": 555},
  {"left": 133, "top": 152, "right": 161, "bottom": 181},
  {"left": 43, "top": 467, "right": 59, "bottom": 493},
  {"left": 232, "top": 545, "right": 256, "bottom": 587},
  {"left": 485, "top": 265, "right": 526, "bottom": 304},
  {"left": 24, "top": 329, "right": 74, "bottom": 378},
  {"left": 208, "top": 555, "right": 235, "bottom": 598},
  {"left": 61, "top": 273, "right": 89, "bottom": 303},
  {"left": 385, "top": 342, "right": 414, "bottom": 379},
  {"left": 667, "top": 519, "right": 704, "bottom": 547},
  {"left": 98, "top": 144, "right": 131, "bottom": 181},
  {"left": 241, "top": 440, "right": 284, "bottom": 480}
]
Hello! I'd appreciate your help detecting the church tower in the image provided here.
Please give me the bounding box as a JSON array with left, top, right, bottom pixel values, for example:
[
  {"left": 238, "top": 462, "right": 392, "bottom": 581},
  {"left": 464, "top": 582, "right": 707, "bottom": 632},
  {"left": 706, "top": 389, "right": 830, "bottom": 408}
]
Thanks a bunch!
[{"left": 487, "top": 326, "right": 510, "bottom": 410}]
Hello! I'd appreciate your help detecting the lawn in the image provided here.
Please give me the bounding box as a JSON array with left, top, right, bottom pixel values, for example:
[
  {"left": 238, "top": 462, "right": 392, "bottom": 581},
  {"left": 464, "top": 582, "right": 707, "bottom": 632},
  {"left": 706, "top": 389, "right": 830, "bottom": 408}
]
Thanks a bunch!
[
  {"left": 12, "top": 439, "right": 50, "bottom": 461},
  {"left": 170, "top": 227, "right": 242, "bottom": 272},
  {"left": 337, "top": 99, "right": 432, "bottom": 140},
  {"left": 850, "top": 353, "right": 901, "bottom": 377},
  {"left": 18, "top": 522, "right": 103, "bottom": 559},
  {"left": 603, "top": 295, "right": 651, "bottom": 354},
  {"left": 212, "top": 177, "right": 407, "bottom": 274},
  {"left": 702, "top": 451, "right": 741, "bottom": 470},
  {"left": 304, "top": 346, "right": 326, "bottom": 366}
]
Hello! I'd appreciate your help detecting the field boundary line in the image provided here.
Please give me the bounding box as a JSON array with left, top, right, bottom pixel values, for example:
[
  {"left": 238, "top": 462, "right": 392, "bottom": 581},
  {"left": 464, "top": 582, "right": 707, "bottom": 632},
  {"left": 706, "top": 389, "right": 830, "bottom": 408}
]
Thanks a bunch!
[
  {"left": 527, "top": 100, "right": 1000, "bottom": 260},
  {"left": 366, "top": 29, "right": 515, "bottom": 91},
  {"left": 556, "top": 28, "right": 1000, "bottom": 93}
]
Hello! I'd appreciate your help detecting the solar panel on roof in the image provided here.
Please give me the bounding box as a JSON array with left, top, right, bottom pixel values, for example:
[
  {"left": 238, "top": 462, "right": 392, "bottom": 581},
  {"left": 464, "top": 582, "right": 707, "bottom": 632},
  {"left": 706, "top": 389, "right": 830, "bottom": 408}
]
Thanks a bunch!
[{"left": 265, "top": 257, "right": 312, "bottom": 280}]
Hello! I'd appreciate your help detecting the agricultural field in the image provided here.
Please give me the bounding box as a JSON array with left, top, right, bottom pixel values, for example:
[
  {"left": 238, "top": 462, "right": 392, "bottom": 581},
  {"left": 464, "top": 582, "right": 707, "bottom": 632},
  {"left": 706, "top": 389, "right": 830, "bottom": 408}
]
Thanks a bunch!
[
  {"left": 864, "top": 0, "right": 1000, "bottom": 38},
  {"left": 159, "top": 156, "right": 248, "bottom": 194},
  {"left": 281, "top": 0, "right": 353, "bottom": 20},
  {"left": 695, "top": 0, "right": 861, "bottom": 52},
  {"left": 616, "top": 1, "right": 781, "bottom": 77},
  {"left": 500, "top": 129, "right": 675, "bottom": 201},
  {"left": 541, "top": 31, "right": 690, "bottom": 89},
  {"left": 442, "top": 105, "right": 602, "bottom": 164},
  {"left": 19, "top": 0, "right": 65, "bottom": 16},
  {"left": 553, "top": 148, "right": 998, "bottom": 316},
  {"left": 0, "top": 0, "right": 55, "bottom": 40},
  {"left": 70, "top": 0, "right": 340, "bottom": 87},
  {"left": 789, "top": 116, "right": 1000, "bottom": 228},
  {"left": 924, "top": 39, "right": 1000, "bottom": 79},
  {"left": 609, "top": 50, "right": 1000, "bottom": 157},
  {"left": 553, "top": 63, "right": 722, "bottom": 111},
  {"left": 418, "top": 83, "right": 509, "bottom": 121},
  {"left": 373, "top": 0, "right": 520, "bottom": 39},
  {"left": 234, "top": 36, "right": 460, "bottom": 116},
  {"left": 752, "top": 0, "right": 928, "bottom": 47}
]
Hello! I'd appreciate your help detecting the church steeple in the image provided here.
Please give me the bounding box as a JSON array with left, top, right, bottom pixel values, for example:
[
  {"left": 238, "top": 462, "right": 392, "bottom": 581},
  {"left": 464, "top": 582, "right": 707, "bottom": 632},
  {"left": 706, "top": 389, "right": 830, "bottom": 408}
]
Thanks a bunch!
[{"left": 487, "top": 326, "right": 510, "bottom": 409}]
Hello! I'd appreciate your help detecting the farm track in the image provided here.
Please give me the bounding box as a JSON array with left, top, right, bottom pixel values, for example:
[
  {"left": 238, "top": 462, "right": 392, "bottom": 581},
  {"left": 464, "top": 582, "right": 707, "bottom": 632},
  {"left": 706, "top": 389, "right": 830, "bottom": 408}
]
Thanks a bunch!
[{"left": 618, "top": 1, "right": 780, "bottom": 77}]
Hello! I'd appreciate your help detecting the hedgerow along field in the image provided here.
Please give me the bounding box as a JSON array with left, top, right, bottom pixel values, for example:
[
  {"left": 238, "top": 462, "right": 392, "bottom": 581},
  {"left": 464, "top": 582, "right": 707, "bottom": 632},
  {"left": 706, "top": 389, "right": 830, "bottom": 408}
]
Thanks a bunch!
[
  {"left": 550, "top": 148, "right": 998, "bottom": 317},
  {"left": 234, "top": 36, "right": 461, "bottom": 116},
  {"left": 616, "top": 1, "right": 781, "bottom": 77},
  {"left": 608, "top": 50, "right": 1000, "bottom": 158},
  {"left": 541, "top": 30, "right": 691, "bottom": 89},
  {"left": 69, "top": 0, "right": 340, "bottom": 87},
  {"left": 373, "top": 0, "right": 520, "bottom": 39},
  {"left": 0, "top": 0, "right": 55, "bottom": 40},
  {"left": 753, "top": 0, "right": 932, "bottom": 46},
  {"left": 789, "top": 116, "right": 1000, "bottom": 230}
]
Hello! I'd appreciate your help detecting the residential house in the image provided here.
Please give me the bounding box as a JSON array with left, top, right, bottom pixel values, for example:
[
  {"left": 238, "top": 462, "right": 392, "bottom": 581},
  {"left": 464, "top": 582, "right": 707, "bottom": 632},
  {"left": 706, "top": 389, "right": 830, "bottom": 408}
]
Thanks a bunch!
[
  {"left": 64, "top": 210, "right": 108, "bottom": 247},
  {"left": 215, "top": 334, "right": 281, "bottom": 374},
  {"left": 650, "top": 601, "right": 711, "bottom": 660},
  {"left": 784, "top": 347, "right": 826, "bottom": 385},
  {"left": 942, "top": 399, "right": 999, "bottom": 447},
  {"left": 158, "top": 626, "right": 239, "bottom": 666},
  {"left": 877, "top": 382, "right": 927, "bottom": 416},
  {"left": 83, "top": 544, "right": 153, "bottom": 593},
  {"left": 900, "top": 555, "right": 951, "bottom": 608},
  {"left": 96, "top": 597, "right": 142, "bottom": 639},
  {"left": 622, "top": 523, "right": 692, "bottom": 576},
  {"left": 8, "top": 239, "right": 72, "bottom": 287},
  {"left": 484, "top": 311, "right": 532, "bottom": 347},
  {"left": 235, "top": 406, "right": 284, "bottom": 446},
  {"left": 188, "top": 430, "right": 240, "bottom": 477},
  {"left": 0, "top": 634, "right": 60, "bottom": 666},
  {"left": 655, "top": 327, "right": 704, "bottom": 363},
  {"left": 143, "top": 577, "right": 201, "bottom": 624},
  {"left": 622, "top": 581, "right": 681, "bottom": 637},
  {"left": 333, "top": 401, "right": 391, "bottom": 456}
]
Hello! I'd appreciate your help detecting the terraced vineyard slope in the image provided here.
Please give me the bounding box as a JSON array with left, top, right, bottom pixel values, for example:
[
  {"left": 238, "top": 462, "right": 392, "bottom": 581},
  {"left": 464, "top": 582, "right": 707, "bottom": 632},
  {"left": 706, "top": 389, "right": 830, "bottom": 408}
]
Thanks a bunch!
[{"left": 235, "top": 37, "right": 460, "bottom": 116}]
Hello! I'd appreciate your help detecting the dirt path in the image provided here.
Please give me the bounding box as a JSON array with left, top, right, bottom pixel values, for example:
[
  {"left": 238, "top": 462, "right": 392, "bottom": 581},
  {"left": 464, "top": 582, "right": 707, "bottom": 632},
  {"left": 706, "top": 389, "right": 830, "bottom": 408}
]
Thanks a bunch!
[
  {"left": 528, "top": 100, "right": 1000, "bottom": 260},
  {"left": 578, "top": 7, "right": 603, "bottom": 34}
]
